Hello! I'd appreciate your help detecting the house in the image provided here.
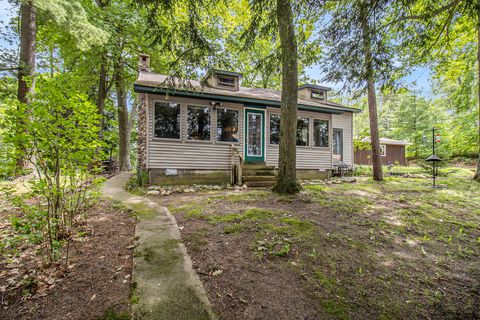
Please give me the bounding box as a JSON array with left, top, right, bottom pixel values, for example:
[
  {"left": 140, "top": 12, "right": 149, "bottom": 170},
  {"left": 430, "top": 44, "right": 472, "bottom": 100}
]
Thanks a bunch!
[
  {"left": 354, "top": 137, "right": 411, "bottom": 166},
  {"left": 134, "top": 54, "right": 361, "bottom": 186}
]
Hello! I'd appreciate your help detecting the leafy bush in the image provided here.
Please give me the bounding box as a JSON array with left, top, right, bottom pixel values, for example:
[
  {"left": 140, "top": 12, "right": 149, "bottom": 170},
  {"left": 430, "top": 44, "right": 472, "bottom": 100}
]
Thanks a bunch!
[{"left": 3, "top": 74, "right": 104, "bottom": 262}]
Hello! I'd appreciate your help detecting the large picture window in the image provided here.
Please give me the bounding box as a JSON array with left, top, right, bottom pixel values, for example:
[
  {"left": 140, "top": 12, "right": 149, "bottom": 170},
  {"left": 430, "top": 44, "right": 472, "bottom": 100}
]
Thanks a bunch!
[
  {"left": 314, "top": 119, "right": 329, "bottom": 147},
  {"left": 297, "top": 117, "right": 309, "bottom": 146},
  {"left": 270, "top": 114, "right": 281, "bottom": 145},
  {"left": 187, "top": 106, "right": 211, "bottom": 140},
  {"left": 154, "top": 102, "right": 180, "bottom": 139},
  {"left": 217, "top": 109, "right": 239, "bottom": 142}
]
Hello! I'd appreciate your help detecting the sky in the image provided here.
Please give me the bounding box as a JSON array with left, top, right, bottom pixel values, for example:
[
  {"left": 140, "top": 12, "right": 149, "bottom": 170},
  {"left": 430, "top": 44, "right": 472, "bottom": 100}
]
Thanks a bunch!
[
  {"left": 306, "top": 62, "right": 433, "bottom": 98},
  {"left": 0, "top": 0, "right": 433, "bottom": 97}
]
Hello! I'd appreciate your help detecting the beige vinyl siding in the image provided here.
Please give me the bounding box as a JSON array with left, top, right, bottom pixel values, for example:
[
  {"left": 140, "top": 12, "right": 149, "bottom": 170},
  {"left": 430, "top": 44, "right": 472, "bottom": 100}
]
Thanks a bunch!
[
  {"left": 265, "top": 108, "right": 333, "bottom": 170},
  {"left": 332, "top": 112, "right": 353, "bottom": 166},
  {"left": 147, "top": 94, "right": 243, "bottom": 169}
]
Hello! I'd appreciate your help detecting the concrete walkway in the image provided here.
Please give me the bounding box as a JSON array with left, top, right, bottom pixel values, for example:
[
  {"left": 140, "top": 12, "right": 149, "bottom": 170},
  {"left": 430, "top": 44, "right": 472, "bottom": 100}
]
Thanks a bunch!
[{"left": 102, "top": 173, "right": 215, "bottom": 320}]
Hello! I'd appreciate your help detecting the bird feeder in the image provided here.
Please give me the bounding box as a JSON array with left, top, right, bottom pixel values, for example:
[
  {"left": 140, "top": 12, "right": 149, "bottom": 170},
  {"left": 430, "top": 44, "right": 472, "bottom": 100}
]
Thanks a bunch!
[{"left": 426, "top": 127, "right": 442, "bottom": 187}]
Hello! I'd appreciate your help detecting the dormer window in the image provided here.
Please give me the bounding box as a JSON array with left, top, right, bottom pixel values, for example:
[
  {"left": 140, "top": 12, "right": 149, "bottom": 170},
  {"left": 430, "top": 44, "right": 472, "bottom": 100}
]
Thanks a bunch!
[
  {"left": 217, "top": 75, "right": 236, "bottom": 88},
  {"left": 205, "top": 69, "right": 243, "bottom": 91},
  {"left": 311, "top": 91, "right": 325, "bottom": 100},
  {"left": 298, "top": 84, "right": 331, "bottom": 102}
]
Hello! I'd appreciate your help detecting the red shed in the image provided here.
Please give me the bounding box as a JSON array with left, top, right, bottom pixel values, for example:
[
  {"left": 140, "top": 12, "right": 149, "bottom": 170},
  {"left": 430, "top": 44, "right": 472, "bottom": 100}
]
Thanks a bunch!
[{"left": 354, "top": 138, "right": 411, "bottom": 166}]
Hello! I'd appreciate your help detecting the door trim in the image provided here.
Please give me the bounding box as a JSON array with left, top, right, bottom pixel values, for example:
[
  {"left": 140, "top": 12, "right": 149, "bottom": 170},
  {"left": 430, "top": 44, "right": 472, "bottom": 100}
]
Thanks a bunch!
[{"left": 244, "top": 108, "right": 265, "bottom": 163}]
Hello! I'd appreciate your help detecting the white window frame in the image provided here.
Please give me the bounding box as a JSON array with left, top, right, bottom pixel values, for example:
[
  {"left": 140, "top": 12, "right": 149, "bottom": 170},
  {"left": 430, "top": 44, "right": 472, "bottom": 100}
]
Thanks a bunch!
[
  {"left": 380, "top": 144, "right": 386, "bottom": 157},
  {"left": 313, "top": 119, "right": 329, "bottom": 148},
  {"left": 296, "top": 116, "right": 310, "bottom": 147},
  {"left": 216, "top": 107, "right": 240, "bottom": 144},
  {"left": 153, "top": 101, "right": 181, "bottom": 141},
  {"left": 186, "top": 105, "right": 212, "bottom": 142}
]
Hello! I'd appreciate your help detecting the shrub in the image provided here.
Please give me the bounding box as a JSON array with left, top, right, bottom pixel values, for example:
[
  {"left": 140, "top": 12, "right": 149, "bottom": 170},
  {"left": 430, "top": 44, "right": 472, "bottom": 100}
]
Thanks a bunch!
[{"left": 3, "top": 74, "right": 103, "bottom": 263}]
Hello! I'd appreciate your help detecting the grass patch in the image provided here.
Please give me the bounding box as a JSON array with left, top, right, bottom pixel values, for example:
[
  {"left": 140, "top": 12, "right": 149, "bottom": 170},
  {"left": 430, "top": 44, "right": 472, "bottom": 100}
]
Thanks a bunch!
[
  {"left": 183, "top": 228, "right": 209, "bottom": 252},
  {"left": 208, "top": 208, "right": 280, "bottom": 223},
  {"left": 280, "top": 217, "right": 313, "bottom": 233},
  {"left": 223, "top": 223, "right": 245, "bottom": 234},
  {"left": 98, "top": 309, "right": 131, "bottom": 320}
]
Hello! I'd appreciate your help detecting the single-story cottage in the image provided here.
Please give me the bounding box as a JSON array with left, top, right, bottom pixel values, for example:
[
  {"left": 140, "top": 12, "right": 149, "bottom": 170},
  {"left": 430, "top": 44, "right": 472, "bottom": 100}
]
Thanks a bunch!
[
  {"left": 354, "top": 137, "right": 411, "bottom": 166},
  {"left": 134, "top": 54, "right": 361, "bottom": 186}
]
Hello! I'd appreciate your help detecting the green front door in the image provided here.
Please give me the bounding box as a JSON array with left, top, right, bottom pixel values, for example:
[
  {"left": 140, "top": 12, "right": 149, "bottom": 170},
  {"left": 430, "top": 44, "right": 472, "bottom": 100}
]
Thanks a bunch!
[{"left": 244, "top": 109, "right": 265, "bottom": 162}]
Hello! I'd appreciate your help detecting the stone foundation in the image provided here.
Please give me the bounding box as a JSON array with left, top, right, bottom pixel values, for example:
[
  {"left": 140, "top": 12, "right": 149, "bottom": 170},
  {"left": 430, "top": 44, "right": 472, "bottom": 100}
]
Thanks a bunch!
[
  {"left": 296, "top": 169, "right": 332, "bottom": 180},
  {"left": 149, "top": 169, "right": 231, "bottom": 186},
  {"left": 149, "top": 168, "right": 331, "bottom": 185}
]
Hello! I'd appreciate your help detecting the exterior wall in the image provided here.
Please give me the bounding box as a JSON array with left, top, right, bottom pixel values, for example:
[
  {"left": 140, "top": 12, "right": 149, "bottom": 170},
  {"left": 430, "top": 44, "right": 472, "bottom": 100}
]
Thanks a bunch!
[
  {"left": 146, "top": 94, "right": 244, "bottom": 171},
  {"left": 144, "top": 93, "right": 354, "bottom": 183},
  {"left": 332, "top": 112, "right": 354, "bottom": 166},
  {"left": 265, "top": 108, "right": 332, "bottom": 171},
  {"left": 355, "top": 144, "right": 407, "bottom": 166}
]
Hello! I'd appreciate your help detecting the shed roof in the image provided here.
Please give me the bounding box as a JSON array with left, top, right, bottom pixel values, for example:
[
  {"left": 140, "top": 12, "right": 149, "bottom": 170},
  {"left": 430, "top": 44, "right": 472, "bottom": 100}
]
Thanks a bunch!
[
  {"left": 134, "top": 72, "right": 360, "bottom": 114},
  {"left": 361, "top": 137, "right": 412, "bottom": 146}
]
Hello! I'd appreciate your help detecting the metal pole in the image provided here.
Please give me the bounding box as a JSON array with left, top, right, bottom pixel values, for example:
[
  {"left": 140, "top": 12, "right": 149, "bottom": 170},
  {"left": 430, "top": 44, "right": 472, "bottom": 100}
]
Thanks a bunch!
[
  {"left": 432, "top": 127, "right": 435, "bottom": 187},
  {"left": 432, "top": 127, "right": 435, "bottom": 156}
]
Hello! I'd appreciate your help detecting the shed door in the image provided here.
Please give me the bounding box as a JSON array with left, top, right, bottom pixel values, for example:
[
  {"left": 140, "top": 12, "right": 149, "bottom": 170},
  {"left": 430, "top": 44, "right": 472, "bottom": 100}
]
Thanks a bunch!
[{"left": 333, "top": 128, "right": 343, "bottom": 162}]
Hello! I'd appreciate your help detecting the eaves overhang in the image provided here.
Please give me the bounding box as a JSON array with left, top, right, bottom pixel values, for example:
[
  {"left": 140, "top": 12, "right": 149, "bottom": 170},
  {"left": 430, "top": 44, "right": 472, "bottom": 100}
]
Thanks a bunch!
[{"left": 134, "top": 84, "right": 361, "bottom": 114}]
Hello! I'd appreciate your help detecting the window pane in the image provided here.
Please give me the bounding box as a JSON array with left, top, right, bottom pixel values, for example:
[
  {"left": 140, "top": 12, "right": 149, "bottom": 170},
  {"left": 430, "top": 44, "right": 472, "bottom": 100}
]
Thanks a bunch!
[
  {"left": 247, "top": 113, "right": 262, "bottom": 156},
  {"left": 154, "top": 102, "right": 180, "bottom": 139},
  {"left": 270, "top": 114, "right": 281, "bottom": 145},
  {"left": 333, "top": 129, "right": 342, "bottom": 154},
  {"left": 187, "top": 106, "right": 211, "bottom": 140},
  {"left": 311, "top": 91, "right": 324, "bottom": 99},
  {"left": 314, "top": 119, "right": 329, "bottom": 147},
  {"left": 216, "top": 109, "right": 238, "bottom": 142},
  {"left": 296, "top": 117, "right": 309, "bottom": 146}
]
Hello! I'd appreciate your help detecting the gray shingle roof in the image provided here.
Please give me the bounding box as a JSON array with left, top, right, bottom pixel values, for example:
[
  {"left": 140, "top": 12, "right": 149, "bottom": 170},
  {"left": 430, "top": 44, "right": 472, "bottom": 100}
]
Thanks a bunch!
[{"left": 135, "top": 72, "right": 360, "bottom": 113}]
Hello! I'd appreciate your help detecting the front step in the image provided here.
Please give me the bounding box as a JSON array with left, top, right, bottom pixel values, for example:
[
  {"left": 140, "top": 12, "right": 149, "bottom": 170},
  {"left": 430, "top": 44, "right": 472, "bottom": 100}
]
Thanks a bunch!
[
  {"left": 243, "top": 169, "right": 276, "bottom": 176},
  {"left": 245, "top": 180, "right": 276, "bottom": 188},
  {"left": 241, "top": 162, "right": 277, "bottom": 188},
  {"left": 242, "top": 163, "right": 275, "bottom": 170}
]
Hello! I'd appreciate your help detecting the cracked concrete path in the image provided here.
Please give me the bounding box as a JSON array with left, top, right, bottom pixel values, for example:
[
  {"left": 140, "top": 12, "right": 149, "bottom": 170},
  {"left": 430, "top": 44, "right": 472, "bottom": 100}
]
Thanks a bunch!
[{"left": 102, "top": 173, "right": 215, "bottom": 320}]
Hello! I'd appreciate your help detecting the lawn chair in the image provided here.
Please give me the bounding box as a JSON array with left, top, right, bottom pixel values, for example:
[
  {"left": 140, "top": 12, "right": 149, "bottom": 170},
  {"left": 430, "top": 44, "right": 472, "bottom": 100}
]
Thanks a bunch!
[{"left": 332, "top": 161, "right": 353, "bottom": 177}]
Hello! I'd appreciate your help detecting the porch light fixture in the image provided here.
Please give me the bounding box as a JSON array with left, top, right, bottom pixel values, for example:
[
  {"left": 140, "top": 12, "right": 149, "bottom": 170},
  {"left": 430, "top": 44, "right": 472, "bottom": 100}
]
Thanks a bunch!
[{"left": 210, "top": 101, "right": 222, "bottom": 111}]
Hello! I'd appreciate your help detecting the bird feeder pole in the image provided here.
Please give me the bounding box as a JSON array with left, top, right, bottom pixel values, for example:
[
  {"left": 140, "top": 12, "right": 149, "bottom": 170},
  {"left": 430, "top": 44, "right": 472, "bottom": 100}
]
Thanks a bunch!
[{"left": 425, "top": 127, "right": 442, "bottom": 187}]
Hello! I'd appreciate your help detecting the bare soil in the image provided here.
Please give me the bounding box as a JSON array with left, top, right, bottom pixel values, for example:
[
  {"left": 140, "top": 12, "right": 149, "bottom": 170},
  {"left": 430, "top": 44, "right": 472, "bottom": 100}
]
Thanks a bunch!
[
  {"left": 0, "top": 200, "right": 136, "bottom": 320},
  {"left": 155, "top": 175, "right": 480, "bottom": 320}
]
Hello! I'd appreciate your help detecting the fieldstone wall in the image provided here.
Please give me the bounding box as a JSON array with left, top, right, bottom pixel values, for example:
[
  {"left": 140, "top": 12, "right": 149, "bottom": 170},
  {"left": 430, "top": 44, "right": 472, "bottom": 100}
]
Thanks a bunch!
[{"left": 137, "top": 93, "right": 147, "bottom": 171}]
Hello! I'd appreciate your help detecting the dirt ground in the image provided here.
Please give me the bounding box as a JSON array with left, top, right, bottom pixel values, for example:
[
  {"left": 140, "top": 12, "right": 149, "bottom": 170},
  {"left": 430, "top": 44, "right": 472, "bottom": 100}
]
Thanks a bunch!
[
  {"left": 0, "top": 200, "right": 136, "bottom": 320},
  {"left": 154, "top": 169, "right": 480, "bottom": 320}
]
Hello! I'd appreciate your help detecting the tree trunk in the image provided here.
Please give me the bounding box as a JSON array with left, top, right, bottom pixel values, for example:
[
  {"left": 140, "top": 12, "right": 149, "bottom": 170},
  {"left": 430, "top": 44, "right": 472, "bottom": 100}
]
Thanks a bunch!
[
  {"left": 361, "top": 3, "right": 383, "bottom": 181},
  {"left": 114, "top": 66, "right": 131, "bottom": 171},
  {"left": 15, "top": 0, "right": 36, "bottom": 172},
  {"left": 474, "top": 8, "right": 480, "bottom": 181},
  {"left": 273, "top": 0, "right": 301, "bottom": 194},
  {"left": 97, "top": 54, "right": 107, "bottom": 140}
]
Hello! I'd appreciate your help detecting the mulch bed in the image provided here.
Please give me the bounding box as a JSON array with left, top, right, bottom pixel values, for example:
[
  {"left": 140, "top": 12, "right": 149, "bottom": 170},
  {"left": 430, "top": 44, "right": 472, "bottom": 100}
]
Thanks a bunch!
[{"left": 0, "top": 200, "right": 136, "bottom": 320}]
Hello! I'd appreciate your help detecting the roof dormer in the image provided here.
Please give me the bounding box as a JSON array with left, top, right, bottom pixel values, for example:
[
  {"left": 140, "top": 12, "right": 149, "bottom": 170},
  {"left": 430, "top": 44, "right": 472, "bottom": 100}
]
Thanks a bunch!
[
  {"left": 206, "top": 69, "right": 243, "bottom": 91},
  {"left": 298, "top": 84, "right": 331, "bottom": 102}
]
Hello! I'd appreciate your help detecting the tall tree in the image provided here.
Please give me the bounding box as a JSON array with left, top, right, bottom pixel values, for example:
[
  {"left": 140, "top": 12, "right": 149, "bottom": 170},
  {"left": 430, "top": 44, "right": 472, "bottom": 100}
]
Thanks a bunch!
[
  {"left": 321, "top": 0, "right": 403, "bottom": 181},
  {"left": 396, "top": 0, "right": 480, "bottom": 181},
  {"left": 15, "top": 0, "right": 36, "bottom": 171},
  {"left": 114, "top": 63, "right": 131, "bottom": 171},
  {"left": 272, "top": 0, "right": 302, "bottom": 193},
  {"left": 360, "top": 2, "right": 383, "bottom": 181}
]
